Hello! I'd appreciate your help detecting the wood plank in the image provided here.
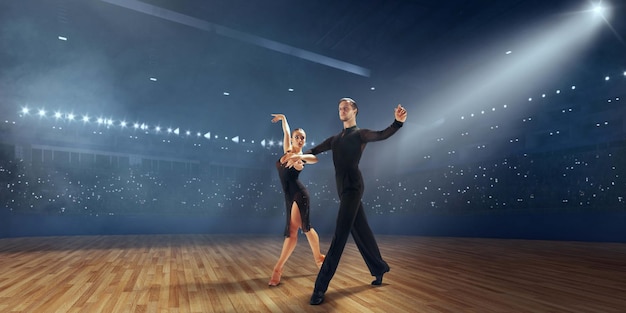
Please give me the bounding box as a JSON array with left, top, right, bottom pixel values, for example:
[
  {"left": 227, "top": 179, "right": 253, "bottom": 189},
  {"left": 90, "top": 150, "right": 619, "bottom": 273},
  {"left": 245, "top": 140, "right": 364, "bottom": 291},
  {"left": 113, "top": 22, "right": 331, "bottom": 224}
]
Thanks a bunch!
[{"left": 0, "top": 235, "right": 624, "bottom": 313}]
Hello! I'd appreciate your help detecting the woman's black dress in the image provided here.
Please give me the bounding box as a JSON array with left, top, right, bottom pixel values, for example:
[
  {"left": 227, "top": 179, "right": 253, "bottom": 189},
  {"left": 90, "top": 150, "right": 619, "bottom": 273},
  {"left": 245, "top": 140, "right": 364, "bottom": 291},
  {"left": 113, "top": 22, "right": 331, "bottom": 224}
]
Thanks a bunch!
[{"left": 276, "top": 157, "right": 311, "bottom": 237}]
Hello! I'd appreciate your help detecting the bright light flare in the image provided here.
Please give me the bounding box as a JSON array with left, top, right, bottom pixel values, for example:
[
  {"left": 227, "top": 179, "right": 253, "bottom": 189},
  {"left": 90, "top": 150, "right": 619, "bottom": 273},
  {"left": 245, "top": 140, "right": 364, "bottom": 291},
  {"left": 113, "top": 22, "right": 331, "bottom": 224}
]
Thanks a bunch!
[
  {"left": 592, "top": 4, "right": 605, "bottom": 17},
  {"left": 593, "top": 5, "right": 602, "bottom": 14},
  {"left": 588, "top": 2, "right": 624, "bottom": 46},
  {"left": 393, "top": 2, "right": 606, "bottom": 171}
]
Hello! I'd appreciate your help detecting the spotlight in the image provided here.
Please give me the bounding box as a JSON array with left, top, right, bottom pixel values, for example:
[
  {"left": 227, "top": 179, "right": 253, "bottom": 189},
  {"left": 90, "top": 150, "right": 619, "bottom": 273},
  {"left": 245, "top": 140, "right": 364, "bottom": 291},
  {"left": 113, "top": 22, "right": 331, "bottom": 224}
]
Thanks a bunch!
[
  {"left": 21, "top": 107, "right": 30, "bottom": 115},
  {"left": 38, "top": 109, "right": 46, "bottom": 117},
  {"left": 592, "top": 4, "right": 605, "bottom": 16}
]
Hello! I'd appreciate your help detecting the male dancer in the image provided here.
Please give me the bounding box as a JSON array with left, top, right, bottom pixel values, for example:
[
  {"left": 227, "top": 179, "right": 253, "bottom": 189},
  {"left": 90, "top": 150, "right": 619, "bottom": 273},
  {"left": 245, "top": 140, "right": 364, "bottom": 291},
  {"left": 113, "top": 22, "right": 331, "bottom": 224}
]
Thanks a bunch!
[{"left": 292, "top": 98, "right": 408, "bottom": 305}]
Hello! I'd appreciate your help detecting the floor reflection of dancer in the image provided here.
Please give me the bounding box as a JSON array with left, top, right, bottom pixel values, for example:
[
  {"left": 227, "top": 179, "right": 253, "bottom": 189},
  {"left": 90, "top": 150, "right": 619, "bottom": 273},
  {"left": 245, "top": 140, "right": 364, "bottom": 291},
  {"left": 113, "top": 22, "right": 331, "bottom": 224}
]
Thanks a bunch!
[
  {"left": 268, "top": 114, "right": 325, "bottom": 287},
  {"left": 291, "top": 98, "right": 407, "bottom": 305}
]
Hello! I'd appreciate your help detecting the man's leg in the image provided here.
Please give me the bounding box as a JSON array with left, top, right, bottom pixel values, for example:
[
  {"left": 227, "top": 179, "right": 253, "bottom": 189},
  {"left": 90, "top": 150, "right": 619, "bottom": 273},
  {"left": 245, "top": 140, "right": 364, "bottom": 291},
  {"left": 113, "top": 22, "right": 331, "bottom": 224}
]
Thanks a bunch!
[
  {"left": 351, "top": 201, "right": 390, "bottom": 284},
  {"left": 311, "top": 189, "right": 361, "bottom": 304}
]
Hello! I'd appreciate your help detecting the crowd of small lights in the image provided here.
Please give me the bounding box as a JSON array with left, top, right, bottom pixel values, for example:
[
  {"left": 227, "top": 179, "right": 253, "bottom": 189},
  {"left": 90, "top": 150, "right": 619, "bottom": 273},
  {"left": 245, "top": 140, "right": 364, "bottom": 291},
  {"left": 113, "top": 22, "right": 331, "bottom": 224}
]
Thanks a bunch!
[
  {"left": 367, "top": 148, "right": 626, "bottom": 214},
  {"left": 1, "top": 143, "right": 625, "bottom": 216}
]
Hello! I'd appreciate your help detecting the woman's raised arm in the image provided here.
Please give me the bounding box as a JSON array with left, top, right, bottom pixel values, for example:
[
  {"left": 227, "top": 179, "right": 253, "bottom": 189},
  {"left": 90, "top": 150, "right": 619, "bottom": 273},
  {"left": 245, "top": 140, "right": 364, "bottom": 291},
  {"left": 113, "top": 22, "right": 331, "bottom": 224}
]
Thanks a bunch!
[{"left": 271, "top": 114, "right": 291, "bottom": 154}]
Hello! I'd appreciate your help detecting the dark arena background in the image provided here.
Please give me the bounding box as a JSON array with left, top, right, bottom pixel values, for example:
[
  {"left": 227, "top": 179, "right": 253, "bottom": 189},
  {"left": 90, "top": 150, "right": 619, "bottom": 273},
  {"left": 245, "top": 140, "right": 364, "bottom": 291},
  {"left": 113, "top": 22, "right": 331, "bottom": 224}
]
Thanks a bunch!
[{"left": 1, "top": 1, "right": 625, "bottom": 312}]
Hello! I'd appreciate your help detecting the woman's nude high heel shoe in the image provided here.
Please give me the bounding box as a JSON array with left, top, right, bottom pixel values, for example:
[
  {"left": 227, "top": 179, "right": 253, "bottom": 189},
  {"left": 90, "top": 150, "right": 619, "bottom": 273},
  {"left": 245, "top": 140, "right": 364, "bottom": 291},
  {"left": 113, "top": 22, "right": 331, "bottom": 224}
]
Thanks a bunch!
[
  {"left": 316, "top": 255, "right": 326, "bottom": 269},
  {"left": 268, "top": 269, "right": 282, "bottom": 286}
]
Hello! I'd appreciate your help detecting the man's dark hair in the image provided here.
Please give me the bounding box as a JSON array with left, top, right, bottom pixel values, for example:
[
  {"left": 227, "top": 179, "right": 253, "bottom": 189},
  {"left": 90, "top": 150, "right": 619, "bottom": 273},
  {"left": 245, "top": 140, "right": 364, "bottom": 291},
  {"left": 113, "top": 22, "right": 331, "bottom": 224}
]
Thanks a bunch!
[{"left": 339, "top": 97, "right": 358, "bottom": 115}]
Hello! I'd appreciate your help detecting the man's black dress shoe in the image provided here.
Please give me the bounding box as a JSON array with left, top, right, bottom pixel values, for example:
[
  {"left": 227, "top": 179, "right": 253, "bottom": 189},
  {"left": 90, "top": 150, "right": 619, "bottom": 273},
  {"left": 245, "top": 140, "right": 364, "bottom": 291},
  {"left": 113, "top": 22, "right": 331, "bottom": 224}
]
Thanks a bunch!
[
  {"left": 371, "top": 266, "right": 390, "bottom": 285},
  {"left": 309, "top": 290, "right": 325, "bottom": 305}
]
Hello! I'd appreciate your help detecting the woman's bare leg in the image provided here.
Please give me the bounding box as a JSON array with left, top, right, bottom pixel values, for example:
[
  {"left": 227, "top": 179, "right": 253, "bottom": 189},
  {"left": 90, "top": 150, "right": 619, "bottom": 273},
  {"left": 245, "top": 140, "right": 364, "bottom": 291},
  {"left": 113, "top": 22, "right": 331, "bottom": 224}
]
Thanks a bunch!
[
  {"left": 304, "top": 228, "right": 325, "bottom": 268},
  {"left": 269, "top": 202, "right": 301, "bottom": 286}
]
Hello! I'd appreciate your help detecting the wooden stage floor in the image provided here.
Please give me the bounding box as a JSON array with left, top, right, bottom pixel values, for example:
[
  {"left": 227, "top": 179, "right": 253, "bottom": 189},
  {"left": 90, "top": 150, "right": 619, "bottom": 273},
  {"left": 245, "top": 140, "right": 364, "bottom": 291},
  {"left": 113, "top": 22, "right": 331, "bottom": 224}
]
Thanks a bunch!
[{"left": 0, "top": 234, "right": 624, "bottom": 313}]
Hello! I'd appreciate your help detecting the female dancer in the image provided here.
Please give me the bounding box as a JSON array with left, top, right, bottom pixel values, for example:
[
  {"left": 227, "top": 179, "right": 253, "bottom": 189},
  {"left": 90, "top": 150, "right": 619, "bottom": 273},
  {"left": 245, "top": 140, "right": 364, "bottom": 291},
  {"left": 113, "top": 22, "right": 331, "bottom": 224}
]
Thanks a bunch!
[{"left": 269, "top": 113, "right": 325, "bottom": 286}]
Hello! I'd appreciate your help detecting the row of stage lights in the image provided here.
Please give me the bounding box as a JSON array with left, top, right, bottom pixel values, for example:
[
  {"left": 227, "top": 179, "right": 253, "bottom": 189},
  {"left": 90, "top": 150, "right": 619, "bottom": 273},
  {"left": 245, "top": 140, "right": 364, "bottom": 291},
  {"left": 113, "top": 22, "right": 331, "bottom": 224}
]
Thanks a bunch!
[
  {"left": 16, "top": 107, "right": 314, "bottom": 149},
  {"left": 18, "top": 107, "right": 249, "bottom": 144},
  {"left": 458, "top": 85, "right": 579, "bottom": 121},
  {"left": 422, "top": 71, "right": 625, "bottom": 160},
  {"left": 459, "top": 71, "right": 625, "bottom": 121},
  {"left": 15, "top": 71, "right": 624, "bottom": 150}
]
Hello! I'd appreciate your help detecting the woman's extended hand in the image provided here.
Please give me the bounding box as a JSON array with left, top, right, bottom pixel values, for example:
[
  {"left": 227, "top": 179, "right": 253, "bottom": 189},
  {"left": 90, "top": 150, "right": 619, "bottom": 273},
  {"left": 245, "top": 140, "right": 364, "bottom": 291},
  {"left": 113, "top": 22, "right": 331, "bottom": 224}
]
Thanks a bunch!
[
  {"left": 271, "top": 114, "right": 286, "bottom": 123},
  {"left": 286, "top": 154, "right": 304, "bottom": 171}
]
